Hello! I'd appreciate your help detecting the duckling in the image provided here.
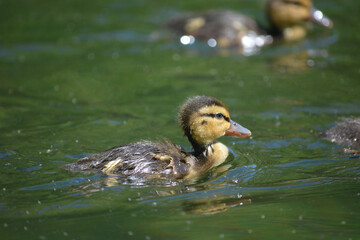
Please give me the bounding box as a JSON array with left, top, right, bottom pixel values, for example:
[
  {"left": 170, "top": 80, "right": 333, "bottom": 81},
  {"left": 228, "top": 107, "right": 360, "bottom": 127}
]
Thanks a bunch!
[
  {"left": 64, "top": 96, "right": 251, "bottom": 180},
  {"left": 167, "top": 0, "right": 332, "bottom": 50},
  {"left": 320, "top": 118, "right": 360, "bottom": 152}
]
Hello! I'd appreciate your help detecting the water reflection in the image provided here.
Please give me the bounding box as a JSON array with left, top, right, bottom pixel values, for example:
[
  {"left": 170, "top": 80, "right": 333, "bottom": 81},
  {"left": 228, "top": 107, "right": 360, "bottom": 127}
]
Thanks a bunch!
[
  {"left": 269, "top": 49, "right": 332, "bottom": 73},
  {"left": 78, "top": 179, "right": 252, "bottom": 216},
  {"left": 182, "top": 195, "right": 251, "bottom": 215},
  {"left": 179, "top": 32, "right": 273, "bottom": 55}
]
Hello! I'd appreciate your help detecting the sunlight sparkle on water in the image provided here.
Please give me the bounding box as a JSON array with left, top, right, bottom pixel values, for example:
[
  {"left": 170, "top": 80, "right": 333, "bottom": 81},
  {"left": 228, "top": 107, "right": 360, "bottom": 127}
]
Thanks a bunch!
[
  {"left": 313, "top": 10, "right": 324, "bottom": 21},
  {"left": 313, "top": 9, "right": 332, "bottom": 27},
  {"left": 207, "top": 38, "right": 217, "bottom": 47},
  {"left": 180, "top": 35, "right": 195, "bottom": 45}
]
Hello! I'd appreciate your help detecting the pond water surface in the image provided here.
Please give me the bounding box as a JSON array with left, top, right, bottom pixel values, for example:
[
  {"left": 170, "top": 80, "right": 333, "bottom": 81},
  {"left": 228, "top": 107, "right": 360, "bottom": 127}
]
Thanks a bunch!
[{"left": 1, "top": 0, "right": 360, "bottom": 240}]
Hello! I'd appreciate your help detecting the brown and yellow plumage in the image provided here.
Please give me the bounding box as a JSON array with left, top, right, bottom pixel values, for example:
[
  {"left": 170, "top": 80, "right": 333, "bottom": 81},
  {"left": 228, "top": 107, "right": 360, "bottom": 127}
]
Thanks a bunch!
[{"left": 64, "top": 96, "right": 251, "bottom": 180}]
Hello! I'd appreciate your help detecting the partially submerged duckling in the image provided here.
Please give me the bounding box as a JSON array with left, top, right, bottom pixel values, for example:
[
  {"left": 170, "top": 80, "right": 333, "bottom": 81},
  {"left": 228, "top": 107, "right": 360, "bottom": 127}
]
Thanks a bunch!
[
  {"left": 320, "top": 118, "right": 360, "bottom": 152},
  {"left": 167, "top": 0, "right": 332, "bottom": 50},
  {"left": 64, "top": 96, "right": 251, "bottom": 179}
]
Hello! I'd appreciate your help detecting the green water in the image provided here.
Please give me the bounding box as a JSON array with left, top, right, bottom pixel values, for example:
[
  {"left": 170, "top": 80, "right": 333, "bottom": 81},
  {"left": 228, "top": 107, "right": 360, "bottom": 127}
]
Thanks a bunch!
[{"left": 1, "top": 0, "right": 359, "bottom": 239}]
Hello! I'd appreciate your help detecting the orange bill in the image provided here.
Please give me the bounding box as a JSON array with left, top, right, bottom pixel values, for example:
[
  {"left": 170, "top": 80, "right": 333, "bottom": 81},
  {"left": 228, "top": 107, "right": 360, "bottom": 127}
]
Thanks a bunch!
[{"left": 225, "top": 119, "right": 251, "bottom": 138}]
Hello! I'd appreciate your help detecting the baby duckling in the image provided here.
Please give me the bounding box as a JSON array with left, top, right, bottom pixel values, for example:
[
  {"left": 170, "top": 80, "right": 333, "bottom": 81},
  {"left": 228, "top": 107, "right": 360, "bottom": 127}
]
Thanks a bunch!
[
  {"left": 167, "top": 0, "right": 332, "bottom": 49},
  {"left": 64, "top": 96, "right": 251, "bottom": 180},
  {"left": 320, "top": 118, "right": 360, "bottom": 152}
]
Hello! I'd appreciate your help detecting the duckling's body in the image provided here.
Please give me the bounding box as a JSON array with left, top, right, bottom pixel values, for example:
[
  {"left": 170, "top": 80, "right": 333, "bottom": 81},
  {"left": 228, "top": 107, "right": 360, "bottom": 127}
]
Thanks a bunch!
[
  {"left": 167, "top": 0, "right": 332, "bottom": 50},
  {"left": 64, "top": 96, "right": 251, "bottom": 180},
  {"left": 167, "top": 10, "right": 270, "bottom": 48},
  {"left": 320, "top": 118, "right": 360, "bottom": 149},
  {"left": 65, "top": 140, "right": 194, "bottom": 178}
]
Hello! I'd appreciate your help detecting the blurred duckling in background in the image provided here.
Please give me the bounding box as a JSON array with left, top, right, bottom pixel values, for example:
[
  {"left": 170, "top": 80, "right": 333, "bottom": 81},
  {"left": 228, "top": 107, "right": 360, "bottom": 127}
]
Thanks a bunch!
[
  {"left": 167, "top": 0, "right": 333, "bottom": 53},
  {"left": 64, "top": 96, "right": 251, "bottom": 180},
  {"left": 320, "top": 118, "right": 360, "bottom": 153}
]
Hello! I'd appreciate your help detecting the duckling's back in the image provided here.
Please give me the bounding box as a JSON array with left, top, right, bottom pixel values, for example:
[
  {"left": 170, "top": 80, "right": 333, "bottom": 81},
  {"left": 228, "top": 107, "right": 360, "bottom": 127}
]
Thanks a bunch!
[
  {"left": 64, "top": 140, "right": 196, "bottom": 179},
  {"left": 167, "top": 10, "right": 266, "bottom": 47},
  {"left": 320, "top": 118, "right": 360, "bottom": 149}
]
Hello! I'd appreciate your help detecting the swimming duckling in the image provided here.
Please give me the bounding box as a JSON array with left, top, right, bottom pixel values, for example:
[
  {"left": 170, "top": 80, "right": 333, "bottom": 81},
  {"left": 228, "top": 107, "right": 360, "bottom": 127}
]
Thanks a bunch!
[
  {"left": 167, "top": 0, "right": 332, "bottom": 50},
  {"left": 320, "top": 118, "right": 360, "bottom": 152},
  {"left": 64, "top": 96, "right": 251, "bottom": 180}
]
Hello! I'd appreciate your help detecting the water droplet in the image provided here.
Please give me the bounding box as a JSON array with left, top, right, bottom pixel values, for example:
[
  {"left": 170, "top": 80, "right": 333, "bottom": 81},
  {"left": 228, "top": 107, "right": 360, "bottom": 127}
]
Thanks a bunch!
[
  {"left": 19, "top": 55, "right": 26, "bottom": 62},
  {"left": 112, "top": 52, "right": 119, "bottom": 60},
  {"left": 180, "top": 35, "right": 195, "bottom": 45},
  {"left": 63, "top": 232, "right": 68, "bottom": 237},
  {"left": 209, "top": 69, "right": 217, "bottom": 75},
  {"left": 172, "top": 54, "right": 180, "bottom": 61},
  {"left": 307, "top": 59, "right": 315, "bottom": 67},
  {"left": 255, "top": 37, "right": 265, "bottom": 47},
  {"left": 88, "top": 53, "right": 95, "bottom": 60},
  {"left": 207, "top": 38, "right": 217, "bottom": 47},
  {"left": 175, "top": 66, "right": 183, "bottom": 73},
  {"left": 128, "top": 231, "right": 133, "bottom": 236},
  {"left": 313, "top": 10, "right": 323, "bottom": 21},
  {"left": 261, "top": 215, "right": 265, "bottom": 219}
]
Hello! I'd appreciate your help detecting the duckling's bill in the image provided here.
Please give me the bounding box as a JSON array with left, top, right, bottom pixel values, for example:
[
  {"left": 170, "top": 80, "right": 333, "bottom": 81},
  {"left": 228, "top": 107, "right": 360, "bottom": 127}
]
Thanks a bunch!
[
  {"left": 225, "top": 119, "right": 251, "bottom": 138},
  {"left": 309, "top": 7, "right": 333, "bottom": 28}
]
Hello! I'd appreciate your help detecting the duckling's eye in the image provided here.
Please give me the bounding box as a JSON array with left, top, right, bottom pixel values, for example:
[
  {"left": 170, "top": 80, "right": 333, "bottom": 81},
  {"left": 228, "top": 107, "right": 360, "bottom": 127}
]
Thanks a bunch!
[{"left": 215, "top": 113, "right": 224, "bottom": 119}]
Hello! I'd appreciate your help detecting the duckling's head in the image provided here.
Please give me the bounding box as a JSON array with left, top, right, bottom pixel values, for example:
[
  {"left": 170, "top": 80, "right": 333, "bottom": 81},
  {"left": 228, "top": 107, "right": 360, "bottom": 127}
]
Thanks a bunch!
[
  {"left": 267, "top": 0, "right": 333, "bottom": 33},
  {"left": 179, "top": 96, "right": 251, "bottom": 151}
]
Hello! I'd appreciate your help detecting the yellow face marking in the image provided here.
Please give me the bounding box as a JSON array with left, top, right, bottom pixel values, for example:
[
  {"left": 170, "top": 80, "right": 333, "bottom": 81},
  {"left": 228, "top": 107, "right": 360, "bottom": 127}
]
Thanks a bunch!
[
  {"left": 197, "top": 105, "right": 230, "bottom": 116},
  {"left": 188, "top": 105, "right": 231, "bottom": 144}
]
